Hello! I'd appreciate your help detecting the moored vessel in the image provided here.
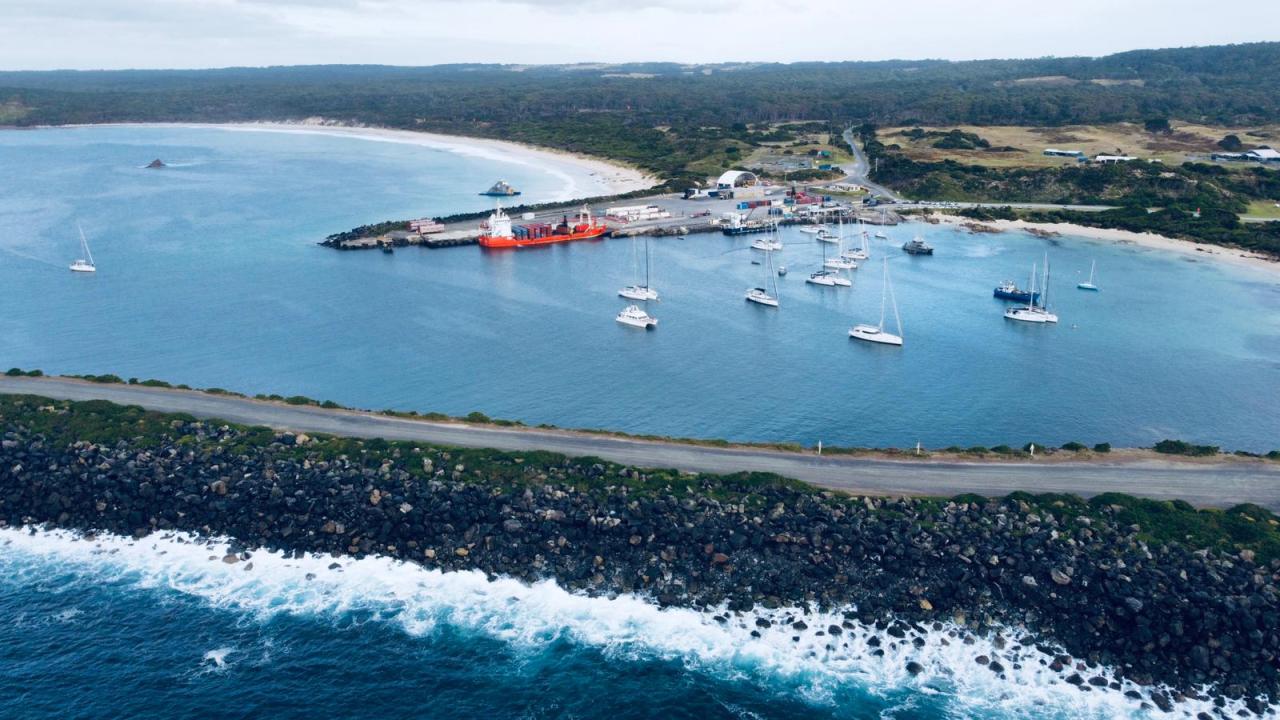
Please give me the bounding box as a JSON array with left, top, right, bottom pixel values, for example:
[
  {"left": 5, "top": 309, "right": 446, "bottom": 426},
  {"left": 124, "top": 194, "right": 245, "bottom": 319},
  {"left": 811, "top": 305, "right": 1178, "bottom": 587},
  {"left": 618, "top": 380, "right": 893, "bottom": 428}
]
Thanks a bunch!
[
  {"left": 993, "top": 280, "right": 1039, "bottom": 303},
  {"left": 478, "top": 205, "right": 606, "bottom": 248},
  {"left": 616, "top": 304, "right": 657, "bottom": 329},
  {"left": 902, "top": 236, "right": 934, "bottom": 255}
]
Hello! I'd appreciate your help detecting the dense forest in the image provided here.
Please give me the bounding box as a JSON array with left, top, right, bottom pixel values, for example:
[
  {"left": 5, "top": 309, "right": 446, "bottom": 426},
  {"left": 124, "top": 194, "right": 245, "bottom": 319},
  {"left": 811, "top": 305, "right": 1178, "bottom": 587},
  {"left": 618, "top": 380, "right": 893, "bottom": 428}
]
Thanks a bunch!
[{"left": 3, "top": 42, "right": 1280, "bottom": 185}]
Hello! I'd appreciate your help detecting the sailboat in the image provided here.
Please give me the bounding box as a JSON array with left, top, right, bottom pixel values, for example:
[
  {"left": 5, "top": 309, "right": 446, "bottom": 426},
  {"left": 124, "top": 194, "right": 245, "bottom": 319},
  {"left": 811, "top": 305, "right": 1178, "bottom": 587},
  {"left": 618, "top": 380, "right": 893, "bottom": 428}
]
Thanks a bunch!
[
  {"left": 750, "top": 222, "right": 783, "bottom": 251},
  {"left": 1077, "top": 260, "right": 1100, "bottom": 291},
  {"left": 874, "top": 209, "right": 889, "bottom": 239},
  {"left": 69, "top": 223, "right": 96, "bottom": 273},
  {"left": 842, "top": 218, "right": 870, "bottom": 262},
  {"left": 850, "top": 258, "right": 903, "bottom": 346},
  {"left": 808, "top": 239, "right": 851, "bottom": 286},
  {"left": 745, "top": 248, "right": 780, "bottom": 307},
  {"left": 619, "top": 237, "right": 659, "bottom": 301},
  {"left": 1004, "top": 257, "right": 1059, "bottom": 323},
  {"left": 825, "top": 216, "right": 857, "bottom": 270}
]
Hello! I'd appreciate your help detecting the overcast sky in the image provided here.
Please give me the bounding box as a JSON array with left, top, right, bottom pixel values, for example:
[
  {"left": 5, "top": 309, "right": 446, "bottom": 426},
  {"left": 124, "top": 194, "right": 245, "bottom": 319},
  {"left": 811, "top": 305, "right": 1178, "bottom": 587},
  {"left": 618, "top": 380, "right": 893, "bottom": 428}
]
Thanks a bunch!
[{"left": 0, "top": 0, "right": 1276, "bottom": 70}]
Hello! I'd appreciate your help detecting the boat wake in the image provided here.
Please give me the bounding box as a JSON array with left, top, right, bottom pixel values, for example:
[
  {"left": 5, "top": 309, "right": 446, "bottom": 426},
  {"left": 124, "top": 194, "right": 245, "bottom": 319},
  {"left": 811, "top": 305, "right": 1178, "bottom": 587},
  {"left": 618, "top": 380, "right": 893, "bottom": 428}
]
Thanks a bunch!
[{"left": 0, "top": 527, "right": 1257, "bottom": 719}]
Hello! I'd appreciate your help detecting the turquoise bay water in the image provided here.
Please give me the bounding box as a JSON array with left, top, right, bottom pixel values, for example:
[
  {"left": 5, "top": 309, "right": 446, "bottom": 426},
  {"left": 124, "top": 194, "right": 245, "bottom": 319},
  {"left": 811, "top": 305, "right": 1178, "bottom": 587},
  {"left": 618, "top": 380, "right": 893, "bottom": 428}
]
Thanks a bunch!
[{"left": 1, "top": 125, "right": 1278, "bottom": 450}]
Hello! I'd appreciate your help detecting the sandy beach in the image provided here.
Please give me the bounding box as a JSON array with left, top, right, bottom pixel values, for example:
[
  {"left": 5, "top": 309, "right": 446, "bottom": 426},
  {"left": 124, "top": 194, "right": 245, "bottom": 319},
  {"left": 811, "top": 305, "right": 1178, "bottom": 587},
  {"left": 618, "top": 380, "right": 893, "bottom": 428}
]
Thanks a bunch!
[
  {"left": 932, "top": 213, "right": 1280, "bottom": 276},
  {"left": 58, "top": 119, "right": 661, "bottom": 199}
]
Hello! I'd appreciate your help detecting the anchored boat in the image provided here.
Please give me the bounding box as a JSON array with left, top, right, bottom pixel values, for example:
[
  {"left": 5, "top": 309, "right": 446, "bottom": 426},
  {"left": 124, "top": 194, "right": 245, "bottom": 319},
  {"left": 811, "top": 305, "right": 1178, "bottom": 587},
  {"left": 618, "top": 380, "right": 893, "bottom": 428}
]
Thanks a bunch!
[
  {"left": 993, "top": 280, "right": 1039, "bottom": 303},
  {"left": 616, "top": 304, "right": 657, "bottom": 329},
  {"left": 902, "top": 236, "right": 934, "bottom": 255},
  {"left": 850, "top": 258, "right": 903, "bottom": 346}
]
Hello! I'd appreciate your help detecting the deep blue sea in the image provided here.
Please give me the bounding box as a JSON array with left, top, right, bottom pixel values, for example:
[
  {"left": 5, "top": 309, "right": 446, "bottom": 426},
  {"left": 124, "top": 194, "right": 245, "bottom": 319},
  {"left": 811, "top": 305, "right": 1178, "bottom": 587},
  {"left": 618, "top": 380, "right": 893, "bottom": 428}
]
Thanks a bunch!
[
  {"left": 1, "top": 125, "right": 1279, "bottom": 451},
  {"left": 2, "top": 528, "right": 1232, "bottom": 720},
  {"left": 2, "top": 125, "right": 1278, "bottom": 719}
]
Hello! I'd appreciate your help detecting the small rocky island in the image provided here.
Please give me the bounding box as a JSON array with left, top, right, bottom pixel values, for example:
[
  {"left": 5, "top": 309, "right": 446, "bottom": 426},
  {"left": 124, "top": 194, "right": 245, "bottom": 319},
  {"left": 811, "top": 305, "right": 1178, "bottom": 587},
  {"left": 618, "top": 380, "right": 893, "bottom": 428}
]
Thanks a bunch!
[{"left": 145, "top": 158, "right": 166, "bottom": 169}]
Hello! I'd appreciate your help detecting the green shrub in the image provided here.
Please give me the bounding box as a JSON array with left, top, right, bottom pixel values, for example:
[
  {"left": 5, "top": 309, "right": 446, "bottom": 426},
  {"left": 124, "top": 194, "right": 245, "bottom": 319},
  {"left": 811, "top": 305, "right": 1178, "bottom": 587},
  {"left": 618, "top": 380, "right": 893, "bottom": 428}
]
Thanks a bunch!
[
  {"left": 5, "top": 368, "right": 22, "bottom": 376},
  {"left": 1093, "top": 442, "right": 1112, "bottom": 453},
  {"left": 990, "top": 445, "right": 1015, "bottom": 455},
  {"left": 1060, "top": 441, "right": 1087, "bottom": 452},
  {"left": 1268, "top": 450, "right": 1280, "bottom": 460},
  {"left": 465, "top": 411, "right": 492, "bottom": 424},
  {"left": 139, "top": 379, "right": 172, "bottom": 388},
  {"left": 284, "top": 395, "right": 318, "bottom": 406},
  {"left": 320, "top": 400, "right": 342, "bottom": 409},
  {"left": 964, "top": 446, "right": 988, "bottom": 455},
  {"left": 1154, "top": 439, "right": 1219, "bottom": 456}
]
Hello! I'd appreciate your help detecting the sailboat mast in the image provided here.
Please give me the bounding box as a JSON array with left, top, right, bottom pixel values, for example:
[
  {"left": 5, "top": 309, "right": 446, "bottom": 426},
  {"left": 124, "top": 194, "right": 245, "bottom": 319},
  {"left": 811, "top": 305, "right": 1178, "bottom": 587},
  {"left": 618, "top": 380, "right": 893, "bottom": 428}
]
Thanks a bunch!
[
  {"left": 644, "top": 237, "right": 651, "bottom": 289},
  {"left": 887, "top": 259, "right": 903, "bottom": 337},
  {"left": 77, "top": 222, "right": 94, "bottom": 265},
  {"left": 878, "top": 259, "right": 888, "bottom": 330}
]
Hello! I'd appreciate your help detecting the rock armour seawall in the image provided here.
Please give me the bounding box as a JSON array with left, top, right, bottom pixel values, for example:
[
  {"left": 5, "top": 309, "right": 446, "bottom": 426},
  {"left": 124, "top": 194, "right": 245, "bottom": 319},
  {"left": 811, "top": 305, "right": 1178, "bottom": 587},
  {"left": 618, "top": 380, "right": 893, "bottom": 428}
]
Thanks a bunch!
[{"left": 1, "top": 414, "right": 1277, "bottom": 710}]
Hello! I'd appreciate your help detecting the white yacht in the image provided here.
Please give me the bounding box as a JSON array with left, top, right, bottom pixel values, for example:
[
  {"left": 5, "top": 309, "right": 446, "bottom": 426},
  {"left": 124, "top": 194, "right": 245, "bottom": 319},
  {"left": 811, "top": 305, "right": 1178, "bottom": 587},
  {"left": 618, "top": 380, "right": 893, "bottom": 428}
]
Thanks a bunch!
[
  {"left": 1004, "top": 259, "right": 1059, "bottom": 323},
  {"left": 850, "top": 258, "right": 903, "bottom": 346},
  {"left": 750, "top": 223, "right": 783, "bottom": 251},
  {"left": 799, "top": 225, "right": 824, "bottom": 235},
  {"left": 874, "top": 208, "right": 889, "bottom": 238},
  {"left": 1077, "top": 260, "right": 1100, "bottom": 291},
  {"left": 619, "top": 237, "right": 659, "bottom": 301},
  {"left": 746, "top": 248, "right": 780, "bottom": 307},
  {"left": 826, "top": 217, "right": 858, "bottom": 269},
  {"left": 816, "top": 228, "right": 839, "bottom": 243},
  {"left": 809, "top": 238, "right": 851, "bottom": 286},
  {"left": 807, "top": 269, "right": 851, "bottom": 287},
  {"left": 69, "top": 223, "right": 96, "bottom": 273},
  {"left": 843, "top": 219, "right": 870, "bottom": 262},
  {"left": 616, "top": 304, "right": 657, "bottom": 329}
]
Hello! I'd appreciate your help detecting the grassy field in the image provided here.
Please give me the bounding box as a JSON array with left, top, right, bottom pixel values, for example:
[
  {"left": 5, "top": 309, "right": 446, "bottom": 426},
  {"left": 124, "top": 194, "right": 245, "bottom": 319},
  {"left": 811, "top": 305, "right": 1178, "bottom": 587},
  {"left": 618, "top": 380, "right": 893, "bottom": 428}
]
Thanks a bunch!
[
  {"left": 880, "top": 122, "right": 1280, "bottom": 168},
  {"left": 1245, "top": 200, "right": 1280, "bottom": 219}
]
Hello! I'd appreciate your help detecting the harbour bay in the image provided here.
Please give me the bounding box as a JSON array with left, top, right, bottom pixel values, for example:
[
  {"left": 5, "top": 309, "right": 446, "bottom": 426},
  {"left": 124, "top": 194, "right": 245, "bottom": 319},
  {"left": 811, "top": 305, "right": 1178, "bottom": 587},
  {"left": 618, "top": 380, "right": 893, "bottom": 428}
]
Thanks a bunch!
[{"left": 2, "top": 125, "right": 1278, "bottom": 451}]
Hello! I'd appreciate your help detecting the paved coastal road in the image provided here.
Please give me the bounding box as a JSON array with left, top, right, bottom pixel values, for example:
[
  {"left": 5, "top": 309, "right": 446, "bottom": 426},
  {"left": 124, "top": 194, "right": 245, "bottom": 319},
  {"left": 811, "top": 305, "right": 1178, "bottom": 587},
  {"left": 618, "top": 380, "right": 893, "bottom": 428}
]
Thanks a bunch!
[{"left": 4, "top": 376, "right": 1278, "bottom": 510}]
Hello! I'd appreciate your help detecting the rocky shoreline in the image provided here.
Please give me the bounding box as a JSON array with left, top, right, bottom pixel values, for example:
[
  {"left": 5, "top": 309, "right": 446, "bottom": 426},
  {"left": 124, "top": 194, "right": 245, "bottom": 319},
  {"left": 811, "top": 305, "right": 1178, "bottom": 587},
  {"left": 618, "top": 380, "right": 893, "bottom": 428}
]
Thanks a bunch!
[{"left": 1, "top": 398, "right": 1277, "bottom": 713}]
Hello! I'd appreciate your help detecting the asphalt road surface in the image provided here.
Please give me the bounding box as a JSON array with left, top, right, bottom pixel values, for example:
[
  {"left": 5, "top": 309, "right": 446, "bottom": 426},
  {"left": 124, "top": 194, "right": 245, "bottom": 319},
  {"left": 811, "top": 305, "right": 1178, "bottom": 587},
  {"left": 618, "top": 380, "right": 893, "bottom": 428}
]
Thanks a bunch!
[{"left": 3, "top": 376, "right": 1277, "bottom": 509}]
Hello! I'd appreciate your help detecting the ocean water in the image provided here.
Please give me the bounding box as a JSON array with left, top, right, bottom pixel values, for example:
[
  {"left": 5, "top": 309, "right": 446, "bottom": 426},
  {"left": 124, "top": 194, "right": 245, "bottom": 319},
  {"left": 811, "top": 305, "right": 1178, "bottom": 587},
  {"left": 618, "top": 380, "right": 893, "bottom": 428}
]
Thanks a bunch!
[
  {"left": 3, "top": 527, "right": 1237, "bottom": 720},
  {"left": 0, "top": 124, "right": 1278, "bottom": 453}
]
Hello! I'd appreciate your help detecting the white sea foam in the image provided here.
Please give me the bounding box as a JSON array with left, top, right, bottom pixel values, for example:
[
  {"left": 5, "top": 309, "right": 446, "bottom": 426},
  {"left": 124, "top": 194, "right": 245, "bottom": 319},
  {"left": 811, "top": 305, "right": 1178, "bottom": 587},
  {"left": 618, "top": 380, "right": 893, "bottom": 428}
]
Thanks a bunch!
[{"left": 0, "top": 527, "right": 1261, "bottom": 719}]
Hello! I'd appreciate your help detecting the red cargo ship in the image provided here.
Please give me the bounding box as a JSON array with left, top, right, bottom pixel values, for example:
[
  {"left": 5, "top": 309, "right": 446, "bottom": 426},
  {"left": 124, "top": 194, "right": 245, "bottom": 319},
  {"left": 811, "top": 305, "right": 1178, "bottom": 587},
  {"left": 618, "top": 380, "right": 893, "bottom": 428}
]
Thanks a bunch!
[{"left": 477, "top": 205, "right": 607, "bottom": 248}]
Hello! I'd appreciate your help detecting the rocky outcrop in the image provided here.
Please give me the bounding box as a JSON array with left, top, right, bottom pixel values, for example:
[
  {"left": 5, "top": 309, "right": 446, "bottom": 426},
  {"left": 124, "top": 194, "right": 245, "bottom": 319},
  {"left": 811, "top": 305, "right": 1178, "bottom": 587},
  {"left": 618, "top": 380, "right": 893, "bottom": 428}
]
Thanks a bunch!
[{"left": 0, "top": 415, "right": 1277, "bottom": 709}]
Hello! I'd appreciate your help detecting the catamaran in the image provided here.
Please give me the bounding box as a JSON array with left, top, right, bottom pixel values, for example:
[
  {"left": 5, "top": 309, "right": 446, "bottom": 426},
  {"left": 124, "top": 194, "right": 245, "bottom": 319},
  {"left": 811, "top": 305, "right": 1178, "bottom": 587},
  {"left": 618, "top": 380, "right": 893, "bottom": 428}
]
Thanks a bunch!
[
  {"left": 616, "top": 304, "right": 658, "bottom": 329},
  {"left": 619, "top": 237, "right": 659, "bottom": 301},
  {"left": 746, "top": 248, "right": 780, "bottom": 307},
  {"left": 850, "top": 258, "right": 903, "bottom": 346},
  {"left": 69, "top": 223, "right": 96, "bottom": 273},
  {"left": 1004, "top": 257, "right": 1059, "bottom": 323},
  {"left": 1077, "top": 260, "right": 1100, "bottom": 291}
]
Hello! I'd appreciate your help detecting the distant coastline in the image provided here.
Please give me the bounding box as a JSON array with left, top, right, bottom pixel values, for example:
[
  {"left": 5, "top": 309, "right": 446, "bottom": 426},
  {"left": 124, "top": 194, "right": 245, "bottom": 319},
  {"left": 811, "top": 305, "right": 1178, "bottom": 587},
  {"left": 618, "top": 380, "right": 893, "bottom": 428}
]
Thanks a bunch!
[{"left": 32, "top": 119, "right": 662, "bottom": 199}]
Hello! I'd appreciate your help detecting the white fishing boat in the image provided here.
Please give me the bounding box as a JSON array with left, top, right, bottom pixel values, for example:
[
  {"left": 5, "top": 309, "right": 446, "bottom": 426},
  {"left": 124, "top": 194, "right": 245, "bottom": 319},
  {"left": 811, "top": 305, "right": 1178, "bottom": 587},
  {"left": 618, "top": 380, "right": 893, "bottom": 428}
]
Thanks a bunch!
[
  {"left": 746, "top": 248, "right": 780, "bottom": 307},
  {"left": 616, "top": 304, "right": 657, "bottom": 329},
  {"left": 619, "top": 237, "right": 659, "bottom": 301},
  {"left": 850, "top": 258, "right": 903, "bottom": 346},
  {"left": 1077, "top": 260, "right": 1100, "bottom": 291},
  {"left": 1004, "top": 258, "right": 1059, "bottom": 323},
  {"left": 69, "top": 223, "right": 96, "bottom": 273}
]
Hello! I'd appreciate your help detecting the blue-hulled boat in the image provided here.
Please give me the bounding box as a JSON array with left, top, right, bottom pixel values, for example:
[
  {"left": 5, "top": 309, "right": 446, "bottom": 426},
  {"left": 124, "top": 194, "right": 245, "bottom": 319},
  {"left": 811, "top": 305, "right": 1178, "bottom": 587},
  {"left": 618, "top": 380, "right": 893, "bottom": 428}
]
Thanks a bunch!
[{"left": 993, "top": 280, "right": 1039, "bottom": 303}]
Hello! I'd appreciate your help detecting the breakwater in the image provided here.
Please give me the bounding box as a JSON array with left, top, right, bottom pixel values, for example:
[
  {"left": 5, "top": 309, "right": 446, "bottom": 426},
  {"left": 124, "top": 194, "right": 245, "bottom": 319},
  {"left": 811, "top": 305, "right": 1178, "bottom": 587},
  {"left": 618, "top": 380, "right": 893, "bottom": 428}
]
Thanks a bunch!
[{"left": 1, "top": 396, "right": 1277, "bottom": 713}]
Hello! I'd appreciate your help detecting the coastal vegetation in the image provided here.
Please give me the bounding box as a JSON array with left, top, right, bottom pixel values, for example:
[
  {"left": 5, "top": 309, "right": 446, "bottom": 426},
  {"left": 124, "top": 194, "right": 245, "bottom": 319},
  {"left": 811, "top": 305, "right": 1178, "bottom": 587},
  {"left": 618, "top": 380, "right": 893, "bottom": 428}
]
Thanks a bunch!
[
  {"left": 4, "top": 42, "right": 1280, "bottom": 187},
  {"left": 6, "top": 370, "right": 1276, "bottom": 461},
  {"left": 2, "top": 393, "right": 1279, "bottom": 708}
]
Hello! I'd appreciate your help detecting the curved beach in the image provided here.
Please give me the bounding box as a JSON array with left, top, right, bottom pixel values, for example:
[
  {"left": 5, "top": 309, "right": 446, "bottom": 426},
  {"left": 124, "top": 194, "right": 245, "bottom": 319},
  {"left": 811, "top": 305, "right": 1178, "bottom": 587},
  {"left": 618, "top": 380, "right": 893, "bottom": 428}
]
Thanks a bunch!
[{"left": 63, "top": 120, "right": 661, "bottom": 200}]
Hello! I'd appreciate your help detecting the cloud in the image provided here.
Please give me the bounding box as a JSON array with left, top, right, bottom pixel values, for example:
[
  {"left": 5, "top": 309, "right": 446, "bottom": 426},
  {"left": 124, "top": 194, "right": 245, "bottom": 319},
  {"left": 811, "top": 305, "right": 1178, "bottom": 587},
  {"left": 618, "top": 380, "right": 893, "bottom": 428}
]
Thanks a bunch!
[{"left": 0, "top": 0, "right": 1276, "bottom": 70}]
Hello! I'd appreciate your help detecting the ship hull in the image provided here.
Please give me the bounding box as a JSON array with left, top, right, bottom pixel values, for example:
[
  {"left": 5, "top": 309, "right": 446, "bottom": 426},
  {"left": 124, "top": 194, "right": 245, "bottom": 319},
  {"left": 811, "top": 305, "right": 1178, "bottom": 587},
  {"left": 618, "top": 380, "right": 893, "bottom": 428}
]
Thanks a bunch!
[
  {"left": 993, "top": 289, "right": 1039, "bottom": 303},
  {"left": 479, "top": 226, "right": 607, "bottom": 248}
]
